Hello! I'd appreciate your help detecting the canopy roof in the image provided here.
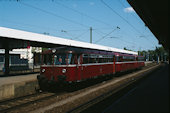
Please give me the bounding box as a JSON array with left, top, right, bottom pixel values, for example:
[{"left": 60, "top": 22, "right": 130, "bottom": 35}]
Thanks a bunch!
[
  {"left": 127, "top": 0, "right": 169, "bottom": 50},
  {"left": 0, "top": 27, "right": 137, "bottom": 55}
]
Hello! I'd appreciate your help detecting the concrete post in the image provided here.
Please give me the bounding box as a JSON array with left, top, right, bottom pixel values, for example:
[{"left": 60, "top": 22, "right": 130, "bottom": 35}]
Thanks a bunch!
[
  {"left": 4, "top": 46, "right": 9, "bottom": 75},
  {"left": 90, "top": 27, "right": 92, "bottom": 43},
  {"left": 157, "top": 55, "right": 159, "bottom": 63}
]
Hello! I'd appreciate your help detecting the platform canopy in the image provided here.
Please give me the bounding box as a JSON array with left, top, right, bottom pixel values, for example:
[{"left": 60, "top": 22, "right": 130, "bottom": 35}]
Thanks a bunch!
[
  {"left": 127, "top": 0, "right": 169, "bottom": 50},
  {"left": 0, "top": 27, "right": 137, "bottom": 55}
]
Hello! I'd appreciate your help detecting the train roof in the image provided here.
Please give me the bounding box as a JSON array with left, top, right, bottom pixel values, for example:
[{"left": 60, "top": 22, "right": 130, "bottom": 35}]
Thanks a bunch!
[{"left": 0, "top": 27, "right": 137, "bottom": 55}]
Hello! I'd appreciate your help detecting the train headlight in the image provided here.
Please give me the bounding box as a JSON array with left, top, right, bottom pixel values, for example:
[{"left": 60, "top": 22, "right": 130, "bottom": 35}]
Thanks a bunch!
[
  {"left": 52, "top": 49, "right": 56, "bottom": 53},
  {"left": 42, "top": 69, "right": 45, "bottom": 73},
  {"left": 62, "top": 69, "right": 66, "bottom": 73}
]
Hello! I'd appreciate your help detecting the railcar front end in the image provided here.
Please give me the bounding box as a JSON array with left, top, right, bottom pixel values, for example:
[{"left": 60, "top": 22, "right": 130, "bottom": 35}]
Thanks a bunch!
[{"left": 37, "top": 49, "right": 79, "bottom": 89}]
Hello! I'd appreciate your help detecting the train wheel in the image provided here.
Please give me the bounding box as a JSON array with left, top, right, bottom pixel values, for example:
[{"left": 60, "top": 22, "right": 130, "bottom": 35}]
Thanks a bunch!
[
  {"left": 66, "top": 82, "right": 77, "bottom": 92},
  {"left": 39, "top": 79, "right": 49, "bottom": 91}
]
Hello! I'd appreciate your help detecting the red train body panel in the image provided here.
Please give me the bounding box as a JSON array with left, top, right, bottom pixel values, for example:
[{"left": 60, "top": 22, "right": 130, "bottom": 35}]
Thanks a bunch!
[{"left": 81, "top": 63, "right": 115, "bottom": 79}]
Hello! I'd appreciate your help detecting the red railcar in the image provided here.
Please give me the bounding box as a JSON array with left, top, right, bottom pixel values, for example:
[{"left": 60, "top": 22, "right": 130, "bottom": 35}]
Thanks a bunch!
[
  {"left": 114, "top": 53, "right": 144, "bottom": 72},
  {"left": 37, "top": 47, "right": 145, "bottom": 87}
]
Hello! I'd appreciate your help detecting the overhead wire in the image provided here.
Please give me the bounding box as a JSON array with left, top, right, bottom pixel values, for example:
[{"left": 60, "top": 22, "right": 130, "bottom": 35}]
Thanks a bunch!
[
  {"left": 94, "top": 27, "right": 151, "bottom": 50},
  {"left": 0, "top": 18, "right": 62, "bottom": 31},
  {"left": 19, "top": 1, "right": 89, "bottom": 28},
  {"left": 94, "top": 33, "right": 137, "bottom": 50},
  {"left": 18, "top": 1, "right": 119, "bottom": 42},
  {"left": 117, "top": 0, "right": 154, "bottom": 43},
  {"left": 72, "top": 30, "right": 89, "bottom": 40},
  {"left": 95, "top": 30, "right": 136, "bottom": 47},
  {"left": 62, "top": 29, "right": 89, "bottom": 40},
  {"left": 94, "top": 26, "right": 120, "bottom": 43},
  {"left": 117, "top": 0, "right": 140, "bottom": 22},
  {"left": 100, "top": 0, "right": 153, "bottom": 45},
  {"left": 54, "top": 1, "right": 116, "bottom": 28},
  {"left": 101, "top": 0, "right": 141, "bottom": 34}
]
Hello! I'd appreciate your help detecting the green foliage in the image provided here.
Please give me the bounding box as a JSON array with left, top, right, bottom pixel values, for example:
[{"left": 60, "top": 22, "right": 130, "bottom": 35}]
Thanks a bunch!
[
  {"left": 138, "top": 46, "right": 169, "bottom": 61},
  {"left": 42, "top": 48, "right": 48, "bottom": 52},
  {"left": 123, "top": 47, "right": 132, "bottom": 51}
]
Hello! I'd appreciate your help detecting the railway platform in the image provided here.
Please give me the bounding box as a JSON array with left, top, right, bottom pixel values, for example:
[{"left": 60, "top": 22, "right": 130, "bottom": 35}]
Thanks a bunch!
[
  {"left": 81, "top": 63, "right": 169, "bottom": 113},
  {"left": 0, "top": 73, "right": 38, "bottom": 101}
]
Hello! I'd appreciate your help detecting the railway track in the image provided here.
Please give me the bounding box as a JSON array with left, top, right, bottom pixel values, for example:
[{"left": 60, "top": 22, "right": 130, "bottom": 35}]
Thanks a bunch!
[
  {"left": 0, "top": 92, "right": 58, "bottom": 113},
  {"left": 67, "top": 77, "right": 141, "bottom": 113},
  {"left": 67, "top": 63, "right": 161, "bottom": 113}
]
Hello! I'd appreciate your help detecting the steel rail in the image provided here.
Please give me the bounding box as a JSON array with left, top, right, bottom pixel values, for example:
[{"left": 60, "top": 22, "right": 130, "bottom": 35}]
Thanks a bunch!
[
  {"left": 67, "top": 64, "right": 161, "bottom": 113},
  {"left": 0, "top": 92, "right": 59, "bottom": 113}
]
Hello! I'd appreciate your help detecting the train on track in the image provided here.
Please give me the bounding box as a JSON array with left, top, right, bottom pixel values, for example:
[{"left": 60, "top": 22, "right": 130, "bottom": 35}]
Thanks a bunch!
[{"left": 37, "top": 46, "right": 145, "bottom": 89}]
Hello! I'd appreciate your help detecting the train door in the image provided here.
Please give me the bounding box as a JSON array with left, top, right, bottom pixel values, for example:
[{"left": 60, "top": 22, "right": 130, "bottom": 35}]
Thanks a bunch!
[
  {"left": 75, "top": 54, "right": 82, "bottom": 81},
  {"left": 113, "top": 55, "right": 116, "bottom": 74},
  {"left": 79, "top": 55, "right": 83, "bottom": 80}
]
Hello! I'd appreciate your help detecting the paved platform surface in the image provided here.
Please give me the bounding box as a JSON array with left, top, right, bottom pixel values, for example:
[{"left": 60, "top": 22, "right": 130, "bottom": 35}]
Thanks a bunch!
[
  {"left": 0, "top": 73, "right": 38, "bottom": 100},
  {"left": 82, "top": 64, "right": 169, "bottom": 113},
  {"left": 0, "top": 73, "right": 37, "bottom": 86}
]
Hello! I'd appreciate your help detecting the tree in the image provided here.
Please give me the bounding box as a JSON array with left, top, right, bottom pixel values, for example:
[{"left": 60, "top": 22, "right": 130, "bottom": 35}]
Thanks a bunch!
[
  {"left": 138, "top": 46, "right": 169, "bottom": 61},
  {"left": 124, "top": 47, "right": 132, "bottom": 51},
  {"left": 42, "top": 48, "right": 48, "bottom": 52}
]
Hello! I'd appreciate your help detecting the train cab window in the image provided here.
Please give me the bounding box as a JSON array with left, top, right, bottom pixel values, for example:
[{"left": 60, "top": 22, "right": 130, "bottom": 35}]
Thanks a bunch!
[
  {"left": 43, "top": 54, "right": 52, "bottom": 65},
  {"left": 69, "top": 54, "right": 75, "bottom": 64},
  {"left": 77, "top": 54, "right": 81, "bottom": 64},
  {"left": 67, "top": 53, "right": 72, "bottom": 64},
  {"left": 53, "top": 54, "right": 67, "bottom": 65},
  {"left": 53, "top": 53, "right": 78, "bottom": 65}
]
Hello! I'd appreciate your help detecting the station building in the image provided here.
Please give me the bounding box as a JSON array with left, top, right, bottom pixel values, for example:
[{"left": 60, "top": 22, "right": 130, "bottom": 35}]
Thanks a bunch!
[{"left": 0, "top": 47, "right": 42, "bottom": 71}]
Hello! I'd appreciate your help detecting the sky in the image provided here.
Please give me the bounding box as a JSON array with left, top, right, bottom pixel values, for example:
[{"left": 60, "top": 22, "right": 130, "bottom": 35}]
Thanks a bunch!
[{"left": 0, "top": 0, "right": 161, "bottom": 52}]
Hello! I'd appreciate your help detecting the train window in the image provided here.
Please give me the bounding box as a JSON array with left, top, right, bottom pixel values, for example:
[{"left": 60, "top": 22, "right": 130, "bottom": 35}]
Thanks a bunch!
[
  {"left": 129, "top": 56, "right": 135, "bottom": 61},
  {"left": 53, "top": 53, "right": 78, "bottom": 65},
  {"left": 138, "top": 57, "right": 145, "bottom": 61},
  {"left": 77, "top": 54, "right": 81, "bottom": 64},
  {"left": 83, "top": 57, "right": 89, "bottom": 64},
  {"left": 89, "top": 58, "right": 94, "bottom": 63},
  {"left": 43, "top": 54, "right": 52, "bottom": 65},
  {"left": 98, "top": 58, "right": 103, "bottom": 63},
  {"left": 122, "top": 56, "right": 135, "bottom": 61},
  {"left": 83, "top": 54, "right": 113, "bottom": 64},
  {"left": 82, "top": 54, "right": 89, "bottom": 64},
  {"left": 53, "top": 54, "right": 66, "bottom": 65},
  {"left": 67, "top": 53, "right": 72, "bottom": 64},
  {"left": 116, "top": 56, "right": 122, "bottom": 62},
  {"left": 94, "top": 58, "right": 98, "bottom": 63},
  {"left": 108, "top": 58, "right": 113, "bottom": 62},
  {"left": 83, "top": 54, "right": 97, "bottom": 64},
  {"left": 69, "top": 54, "right": 75, "bottom": 64},
  {"left": 0, "top": 56, "right": 4, "bottom": 62}
]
